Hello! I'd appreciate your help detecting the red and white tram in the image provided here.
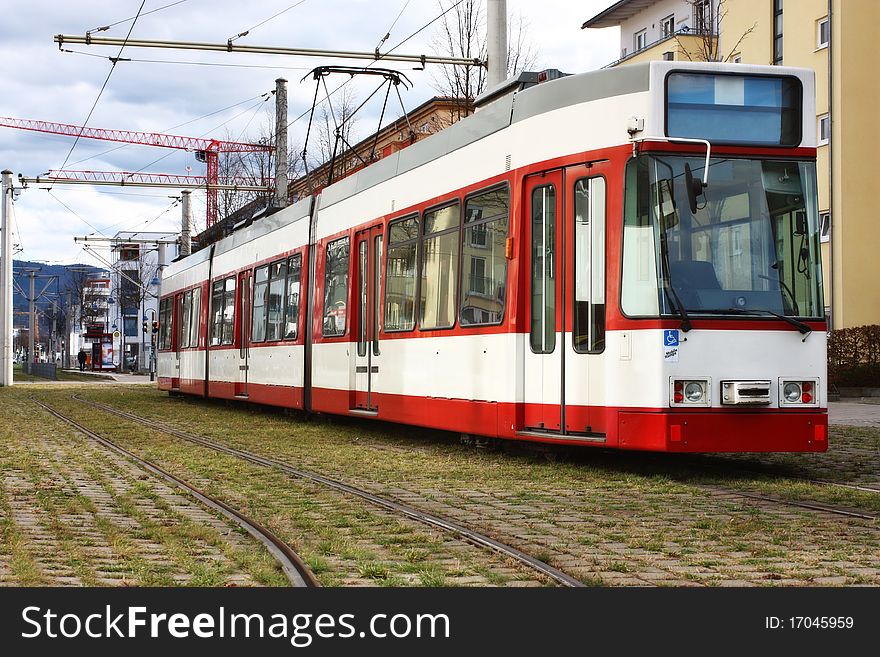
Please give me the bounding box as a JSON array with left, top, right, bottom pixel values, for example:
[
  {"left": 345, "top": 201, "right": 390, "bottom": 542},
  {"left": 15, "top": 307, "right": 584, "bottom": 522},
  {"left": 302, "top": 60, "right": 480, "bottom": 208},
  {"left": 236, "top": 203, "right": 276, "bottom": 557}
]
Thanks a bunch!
[{"left": 158, "top": 60, "right": 828, "bottom": 452}]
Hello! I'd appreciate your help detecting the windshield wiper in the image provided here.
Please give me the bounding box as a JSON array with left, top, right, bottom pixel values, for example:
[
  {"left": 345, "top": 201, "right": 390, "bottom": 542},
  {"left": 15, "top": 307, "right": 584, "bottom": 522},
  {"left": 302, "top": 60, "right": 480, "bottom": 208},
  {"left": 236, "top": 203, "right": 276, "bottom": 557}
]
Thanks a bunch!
[{"left": 696, "top": 308, "right": 812, "bottom": 339}]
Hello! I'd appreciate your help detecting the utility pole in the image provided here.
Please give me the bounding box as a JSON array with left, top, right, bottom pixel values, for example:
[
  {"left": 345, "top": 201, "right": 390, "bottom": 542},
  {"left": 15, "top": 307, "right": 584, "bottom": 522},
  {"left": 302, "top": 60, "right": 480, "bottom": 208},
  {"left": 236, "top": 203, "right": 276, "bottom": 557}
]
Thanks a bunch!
[
  {"left": 0, "top": 170, "right": 12, "bottom": 386},
  {"left": 28, "top": 271, "right": 35, "bottom": 362},
  {"left": 273, "top": 78, "right": 289, "bottom": 210},
  {"left": 487, "top": 0, "right": 509, "bottom": 89},
  {"left": 180, "top": 190, "right": 192, "bottom": 257}
]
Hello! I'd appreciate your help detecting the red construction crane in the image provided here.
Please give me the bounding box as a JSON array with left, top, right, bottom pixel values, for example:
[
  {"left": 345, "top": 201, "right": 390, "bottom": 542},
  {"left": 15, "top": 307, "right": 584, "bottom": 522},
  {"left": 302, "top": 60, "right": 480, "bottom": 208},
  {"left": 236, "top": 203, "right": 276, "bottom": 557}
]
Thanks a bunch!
[{"left": 0, "top": 116, "right": 274, "bottom": 228}]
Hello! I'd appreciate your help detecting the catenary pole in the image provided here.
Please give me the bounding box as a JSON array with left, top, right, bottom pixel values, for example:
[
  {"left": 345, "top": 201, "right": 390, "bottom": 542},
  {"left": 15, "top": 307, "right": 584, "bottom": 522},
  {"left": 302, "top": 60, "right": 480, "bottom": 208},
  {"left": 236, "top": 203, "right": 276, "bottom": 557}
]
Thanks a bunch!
[
  {"left": 273, "top": 78, "right": 289, "bottom": 210},
  {"left": 486, "top": 0, "right": 508, "bottom": 89},
  {"left": 180, "top": 190, "right": 192, "bottom": 257},
  {"left": 0, "top": 171, "right": 12, "bottom": 385}
]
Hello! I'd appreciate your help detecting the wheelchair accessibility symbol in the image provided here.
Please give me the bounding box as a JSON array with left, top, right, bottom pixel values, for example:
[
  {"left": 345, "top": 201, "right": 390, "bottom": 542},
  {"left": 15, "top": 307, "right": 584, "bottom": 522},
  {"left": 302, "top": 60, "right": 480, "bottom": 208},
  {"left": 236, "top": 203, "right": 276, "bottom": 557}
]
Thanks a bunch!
[{"left": 663, "top": 329, "right": 680, "bottom": 347}]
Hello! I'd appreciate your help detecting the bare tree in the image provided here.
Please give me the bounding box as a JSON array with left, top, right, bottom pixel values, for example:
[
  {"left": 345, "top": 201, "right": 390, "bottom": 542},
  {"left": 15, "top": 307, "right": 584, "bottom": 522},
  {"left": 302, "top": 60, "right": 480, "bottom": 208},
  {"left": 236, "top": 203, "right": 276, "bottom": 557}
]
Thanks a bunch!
[
  {"left": 310, "top": 85, "right": 360, "bottom": 184},
  {"left": 431, "top": 0, "right": 539, "bottom": 120},
  {"left": 217, "top": 115, "right": 305, "bottom": 222},
  {"left": 674, "top": 0, "right": 756, "bottom": 62}
]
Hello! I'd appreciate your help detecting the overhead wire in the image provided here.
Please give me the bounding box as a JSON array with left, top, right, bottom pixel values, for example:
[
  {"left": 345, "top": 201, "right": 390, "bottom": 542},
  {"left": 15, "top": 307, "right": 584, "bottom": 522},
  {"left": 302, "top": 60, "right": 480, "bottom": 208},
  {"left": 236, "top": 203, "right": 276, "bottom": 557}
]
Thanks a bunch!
[
  {"left": 52, "top": 1, "right": 148, "bottom": 186},
  {"left": 287, "top": 0, "right": 466, "bottom": 131},
  {"left": 62, "top": 49, "right": 313, "bottom": 72},
  {"left": 228, "top": 0, "right": 311, "bottom": 43},
  {"left": 66, "top": 90, "right": 274, "bottom": 168},
  {"left": 87, "top": 0, "right": 190, "bottom": 35},
  {"left": 46, "top": 190, "right": 107, "bottom": 237}
]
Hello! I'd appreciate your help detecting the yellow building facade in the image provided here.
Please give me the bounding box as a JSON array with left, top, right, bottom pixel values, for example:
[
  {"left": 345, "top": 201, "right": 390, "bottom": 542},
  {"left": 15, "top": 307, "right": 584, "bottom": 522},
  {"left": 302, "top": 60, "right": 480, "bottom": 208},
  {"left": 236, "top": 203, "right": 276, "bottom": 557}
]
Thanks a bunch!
[{"left": 584, "top": 0, "right": 880, "bottom": 328}]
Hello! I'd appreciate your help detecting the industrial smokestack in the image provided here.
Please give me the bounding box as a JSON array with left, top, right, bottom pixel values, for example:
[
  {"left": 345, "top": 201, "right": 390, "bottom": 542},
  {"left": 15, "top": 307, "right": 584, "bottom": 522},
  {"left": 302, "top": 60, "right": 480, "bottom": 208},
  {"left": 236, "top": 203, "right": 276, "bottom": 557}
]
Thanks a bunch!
[
  {"left": 180, "top": 190, "right": 192, "bottom": 257},
  {"left": 487, "top": 0, "right": 508, "bottom": 89},
  {"left": 273, "top": 78, "right": 289, "bottom": 209}
]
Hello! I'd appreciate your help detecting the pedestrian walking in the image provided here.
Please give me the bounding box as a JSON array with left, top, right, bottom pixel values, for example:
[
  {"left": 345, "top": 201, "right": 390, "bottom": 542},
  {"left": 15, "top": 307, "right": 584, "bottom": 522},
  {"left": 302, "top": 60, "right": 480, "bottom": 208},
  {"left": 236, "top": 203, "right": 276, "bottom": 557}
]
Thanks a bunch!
[{"left": 77, "top": 349, "right": 87, "bottom": 372}]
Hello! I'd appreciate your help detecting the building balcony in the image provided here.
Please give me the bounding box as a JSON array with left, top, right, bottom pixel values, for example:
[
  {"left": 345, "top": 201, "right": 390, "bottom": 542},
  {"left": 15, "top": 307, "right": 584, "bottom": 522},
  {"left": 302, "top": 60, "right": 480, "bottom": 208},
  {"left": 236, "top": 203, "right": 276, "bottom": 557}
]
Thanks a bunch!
[{"left": 604, "top": 29, "right": 716, "bottom": 68}]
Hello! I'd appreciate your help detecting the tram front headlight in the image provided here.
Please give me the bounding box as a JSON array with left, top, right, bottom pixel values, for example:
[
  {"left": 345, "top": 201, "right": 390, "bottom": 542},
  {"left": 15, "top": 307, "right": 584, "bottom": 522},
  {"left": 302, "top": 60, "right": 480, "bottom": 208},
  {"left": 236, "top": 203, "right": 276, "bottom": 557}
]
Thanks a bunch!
[
  {"left": 684, "top": 381, "right": 705, "bottom": 403},
  {"left": 783, "top": 382, "right": 802, "bottom": 403},
  {"left": 671, "top": 379, "right": 709, "bottom": 406}
]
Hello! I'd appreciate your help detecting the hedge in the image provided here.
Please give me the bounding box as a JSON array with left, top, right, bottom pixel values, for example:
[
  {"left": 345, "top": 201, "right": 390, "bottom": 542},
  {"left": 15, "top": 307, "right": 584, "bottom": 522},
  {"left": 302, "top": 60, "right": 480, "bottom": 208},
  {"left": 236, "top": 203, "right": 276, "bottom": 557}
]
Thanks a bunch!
[{"left": 827, "top": 324, "right": 880, "bottom": 387}]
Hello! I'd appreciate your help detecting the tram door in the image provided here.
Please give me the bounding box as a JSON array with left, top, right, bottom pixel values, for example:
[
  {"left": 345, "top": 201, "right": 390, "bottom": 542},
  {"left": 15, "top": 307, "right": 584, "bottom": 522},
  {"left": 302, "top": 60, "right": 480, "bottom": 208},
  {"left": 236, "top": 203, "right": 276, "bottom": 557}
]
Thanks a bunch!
[
  {"left": 352, "top": 225, "right": 383, "bottom": 411},
  {"left": 236, "top": 270, "right": 251, "bottom": 397},
  {"left": 172, "top": 292, "right": 183, "bottom": 389},
  {"left": 523, "top": 171, "right": 564, "bottom": 431}
]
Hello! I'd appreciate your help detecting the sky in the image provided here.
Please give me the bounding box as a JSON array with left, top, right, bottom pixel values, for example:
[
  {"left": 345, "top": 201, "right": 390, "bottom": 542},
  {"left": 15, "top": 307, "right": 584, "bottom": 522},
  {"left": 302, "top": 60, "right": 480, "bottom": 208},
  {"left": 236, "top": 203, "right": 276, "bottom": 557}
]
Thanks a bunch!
[{"left": 0, "top": 0, "right": 620, "bottom": 268}]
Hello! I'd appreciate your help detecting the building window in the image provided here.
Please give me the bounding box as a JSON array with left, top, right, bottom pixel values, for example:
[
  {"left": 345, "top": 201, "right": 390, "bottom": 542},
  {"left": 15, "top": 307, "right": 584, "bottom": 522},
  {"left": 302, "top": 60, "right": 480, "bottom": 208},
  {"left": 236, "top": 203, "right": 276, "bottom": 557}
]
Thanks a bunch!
[
  {"left": 460, "top": 186, "right": 509, "bottom": 327},
  {"left": 818, "top": 114, "right": 830, "bottom": 145},
  {"left": 419, "top": 203, "right": 460, "bottom": 330},
  {"left": 732, "top": 53, "right": 742, "bottom": 63},
  {"left": 694, "top": 0, "right": 712, "bottom": 33},
  {"left": 663, "top": 51, "right": 675, "bottom": 61},
  {"left": 634, "top": 29, "right": 647, "bottom": 52},
  {"left": 817, "top": 17, "right": 830, "bottom": 49},
  {"left": 323, "top": 237, "right": 350, "bottom": 337},
  {"left": 662, "top": 14, "right": 675, "bottom": 38},
  {"left": 773, "top": 0, "right": 783, "bottom": 65},
  {"left": 820, "top": 212, "right": 831, "bottom": 243}
]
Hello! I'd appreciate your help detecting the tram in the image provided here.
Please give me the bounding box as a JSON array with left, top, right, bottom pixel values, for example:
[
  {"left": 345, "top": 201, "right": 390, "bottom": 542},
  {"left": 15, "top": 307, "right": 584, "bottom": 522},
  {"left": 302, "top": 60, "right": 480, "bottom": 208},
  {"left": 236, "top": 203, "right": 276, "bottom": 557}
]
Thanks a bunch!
[{"left": 158, "top": 60, "right": 828, "bottom": 452}]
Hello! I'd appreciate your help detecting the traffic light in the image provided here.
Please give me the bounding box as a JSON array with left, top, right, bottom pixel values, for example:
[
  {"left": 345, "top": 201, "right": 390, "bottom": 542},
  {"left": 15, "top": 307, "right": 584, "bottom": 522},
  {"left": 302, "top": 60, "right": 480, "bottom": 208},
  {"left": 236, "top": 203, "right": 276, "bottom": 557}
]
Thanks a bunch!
[
  {"left": 152, "top": 321, "right": 160, "bottom": 334},
  {"left": 142, "top": 321, "right": 148, "bottom": 334}
]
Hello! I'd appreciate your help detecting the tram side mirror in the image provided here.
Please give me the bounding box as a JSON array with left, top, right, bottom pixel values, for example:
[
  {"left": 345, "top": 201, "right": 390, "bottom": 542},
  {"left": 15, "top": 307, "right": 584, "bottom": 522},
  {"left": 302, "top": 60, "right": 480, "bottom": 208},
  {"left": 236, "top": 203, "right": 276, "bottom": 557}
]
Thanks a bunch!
[{"left": 685, "top": 163, "right": 706, "bottom": 215}]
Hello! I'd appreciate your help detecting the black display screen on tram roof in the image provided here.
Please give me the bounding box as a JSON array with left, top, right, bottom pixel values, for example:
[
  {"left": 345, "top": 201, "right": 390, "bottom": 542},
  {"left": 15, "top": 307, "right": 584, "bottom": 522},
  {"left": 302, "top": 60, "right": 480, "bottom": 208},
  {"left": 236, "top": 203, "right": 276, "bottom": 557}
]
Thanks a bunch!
[{"left": 666, "top": 72, "right": 802, "bottom": 146}]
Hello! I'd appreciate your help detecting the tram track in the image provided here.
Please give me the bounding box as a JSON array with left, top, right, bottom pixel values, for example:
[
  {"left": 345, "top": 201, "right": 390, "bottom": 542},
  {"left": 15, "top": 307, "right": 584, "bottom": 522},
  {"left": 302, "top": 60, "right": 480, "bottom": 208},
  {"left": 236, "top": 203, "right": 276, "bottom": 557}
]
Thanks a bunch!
[
  {"left": 32, "top": 398, "right": 320, "bottom": 588},
  {"left": 71, "top": 395, "right": 585, "bottom": 588}
]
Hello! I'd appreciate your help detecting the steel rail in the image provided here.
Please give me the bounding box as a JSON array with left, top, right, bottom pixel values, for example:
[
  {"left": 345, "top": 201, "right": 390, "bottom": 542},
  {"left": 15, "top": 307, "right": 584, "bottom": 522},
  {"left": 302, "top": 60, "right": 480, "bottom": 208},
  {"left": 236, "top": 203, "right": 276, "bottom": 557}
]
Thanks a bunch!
[
  {"left": 74, "top": 396, "right": 584, "bottom": 587},
  {"left": 34, "top": 398, "right": 319, "bottom": 587}
]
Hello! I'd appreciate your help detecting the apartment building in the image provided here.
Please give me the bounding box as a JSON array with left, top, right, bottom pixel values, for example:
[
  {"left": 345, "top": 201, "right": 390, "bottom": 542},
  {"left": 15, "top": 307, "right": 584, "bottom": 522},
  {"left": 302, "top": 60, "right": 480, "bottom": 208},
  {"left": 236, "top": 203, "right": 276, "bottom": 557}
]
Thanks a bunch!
[{"left": 583, "top": 0, "right": 880, "bottom": 328}]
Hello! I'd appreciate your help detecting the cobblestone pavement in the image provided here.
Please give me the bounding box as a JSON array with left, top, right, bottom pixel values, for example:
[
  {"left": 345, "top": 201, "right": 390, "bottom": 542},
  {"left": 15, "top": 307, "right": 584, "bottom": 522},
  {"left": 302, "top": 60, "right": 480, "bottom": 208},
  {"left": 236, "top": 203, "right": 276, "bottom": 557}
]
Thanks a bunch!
[{"left": 0, "top": 407, "right": 277, "bottom": 586}]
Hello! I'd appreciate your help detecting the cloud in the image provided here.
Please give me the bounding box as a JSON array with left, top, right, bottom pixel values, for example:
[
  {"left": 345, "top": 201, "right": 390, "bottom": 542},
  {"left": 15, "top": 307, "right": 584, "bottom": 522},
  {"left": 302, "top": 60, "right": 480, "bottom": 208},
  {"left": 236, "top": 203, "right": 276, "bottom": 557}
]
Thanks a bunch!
[{"left": 1, "top": 0, "right": 620, "bottom": 263}]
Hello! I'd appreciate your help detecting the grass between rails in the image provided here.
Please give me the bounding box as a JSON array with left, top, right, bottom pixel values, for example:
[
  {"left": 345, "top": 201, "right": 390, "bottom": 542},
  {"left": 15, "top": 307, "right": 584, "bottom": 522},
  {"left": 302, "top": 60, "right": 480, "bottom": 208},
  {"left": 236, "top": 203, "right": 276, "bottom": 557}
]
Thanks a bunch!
[
  {"left": 27, "top": 391, "right": 538, "bottom": 587},
  {"left": 6, "top": 384, "right": 880, "bottom": 586}
]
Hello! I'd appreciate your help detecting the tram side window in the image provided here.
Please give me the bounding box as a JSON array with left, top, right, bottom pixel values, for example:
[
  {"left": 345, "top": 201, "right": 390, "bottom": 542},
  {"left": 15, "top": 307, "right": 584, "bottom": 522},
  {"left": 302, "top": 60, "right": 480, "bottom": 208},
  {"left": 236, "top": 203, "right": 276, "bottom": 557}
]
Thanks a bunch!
[
  {"left": 384, "top": 216, "right": 418, "bottom": 331},
  {"left": 420, "top": 203, "right": 460, "bottom": 330},
  {"left": 159, "top": 297, "right": 173, "bottom": 350},
  {"left": 284, "top": 254, "right": 302, "bottom": 340},
  {"left": 210, "top": 277, "right": 236, "bottom": 345},
  {"left": 573, "top": 177, "right": 606, "bottom": 353},
  {"left": 251, "top": 265, "right": 269, "bottom": 342},
  {"left": 210, "top": 281, "right": 224, "bottom": 346},
  {"left": 323, "top": 237, "right": 350, "bottom": 337},
  {"left": 188, "top": 288, "right": 201, "bottom": 349},
  {"left": 180, "top": 290, "right": 193, "bottom": 349},
  {"left": 460, "top": 187, "right": 509, "bottom": 326},
  {"left": 266, "top": 260, "right": 287, "bottom": 341},
  {"left": 222, "top": 277, "right": 236, "bottom": 344}
]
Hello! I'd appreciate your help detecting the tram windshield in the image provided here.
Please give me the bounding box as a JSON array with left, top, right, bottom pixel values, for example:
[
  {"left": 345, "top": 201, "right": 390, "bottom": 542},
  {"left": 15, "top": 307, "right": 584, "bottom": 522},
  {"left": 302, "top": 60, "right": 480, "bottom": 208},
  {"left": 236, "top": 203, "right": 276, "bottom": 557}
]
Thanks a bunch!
[{"left": 622, "top": 155, "right": 824, "bottom": 320}]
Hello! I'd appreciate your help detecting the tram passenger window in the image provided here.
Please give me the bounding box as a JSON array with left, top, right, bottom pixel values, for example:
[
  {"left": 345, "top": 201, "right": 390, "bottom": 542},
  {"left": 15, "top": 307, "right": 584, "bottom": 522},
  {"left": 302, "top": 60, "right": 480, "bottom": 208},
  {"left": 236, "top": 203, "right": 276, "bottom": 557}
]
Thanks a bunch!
[
  {"left": 323, "top": 237, "right": 350, "bottom": 337},
  {"left": 159, "top": 298, "right": 172, "bottom": 350},
  {"left": 384, "top": 216, "right": 418, "bottom": 331},
  {"left": 573, "top": 177, "right": 606, "bottom": 353},
  {"left": 189, "top": 288, "right": 201, "bottom": 349},
  {"left": 252, "top": 265, "right": 269, "bottom": 342},
  {"left": 210, "top": 281, "right": 224, "bottom": 346},
  {"left": 284, "top": 255, "right": 302, "bottom": 340},
  {"left": 222, "top": 277, "right": 235, "bottom": 345},
  {"left": 420, "top": 203, "right": 460, "bottom": 330},
  {"left": 180, "top": 291, "right": 192, "bottom": 349},
  {"left": 460, "top": 187, "right": 509, "bottom": 326},
  {"left": 266, "top": 260, "right": 287, "bottom": 341}
]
